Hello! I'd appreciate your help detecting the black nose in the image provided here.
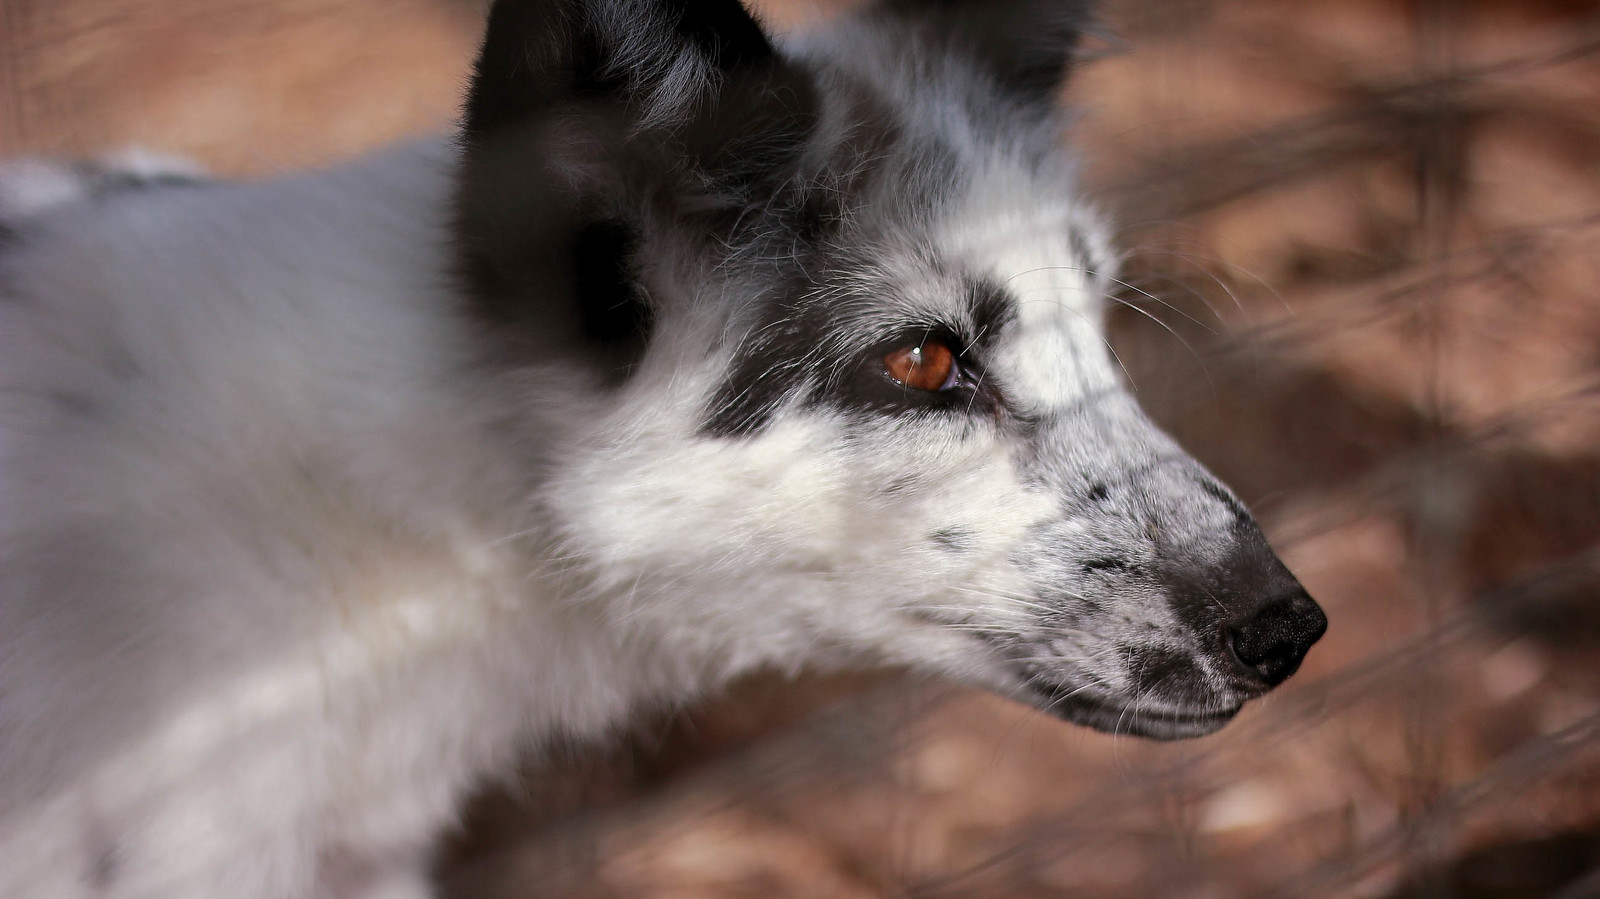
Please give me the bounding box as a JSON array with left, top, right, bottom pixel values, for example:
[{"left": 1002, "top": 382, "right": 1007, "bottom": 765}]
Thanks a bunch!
[{"left": 1226, "top": 592, "right": 1327, "bottom": 687}]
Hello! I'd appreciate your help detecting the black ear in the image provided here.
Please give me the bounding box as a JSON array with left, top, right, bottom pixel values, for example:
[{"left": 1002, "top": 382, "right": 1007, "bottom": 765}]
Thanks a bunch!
[
  {"left": 459, "top": 0, "right": 817, "bottom": 213},
  {"left": 454, "top": 0, "right": 816, "bottom": 381},
  {"left": 464, "top": 0, "right": 782, "bottom": 139},
  {"left": 878, "top": 0, "right": 1096, "bottom": 106}
]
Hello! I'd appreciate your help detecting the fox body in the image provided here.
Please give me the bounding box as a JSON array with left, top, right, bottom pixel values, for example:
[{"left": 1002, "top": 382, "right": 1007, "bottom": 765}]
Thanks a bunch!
[{"left": 0, "top": 1, "right": 1325, "bottom": 896}]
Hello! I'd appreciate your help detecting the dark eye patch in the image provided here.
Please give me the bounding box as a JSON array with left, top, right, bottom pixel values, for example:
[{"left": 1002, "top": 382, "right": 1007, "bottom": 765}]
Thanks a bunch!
[{"left": 700, "top": 275, "right": 1016, "bottom": 436}]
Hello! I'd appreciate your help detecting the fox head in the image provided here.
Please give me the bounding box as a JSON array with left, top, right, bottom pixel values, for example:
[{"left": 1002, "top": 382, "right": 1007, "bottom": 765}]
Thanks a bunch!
[{"left": 454, "top": 0, "right": 1325, "bottom": 739}]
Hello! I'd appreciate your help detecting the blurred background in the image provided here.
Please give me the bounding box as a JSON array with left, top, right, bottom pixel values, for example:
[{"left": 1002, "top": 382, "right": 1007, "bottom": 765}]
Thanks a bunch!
[{"left": 5, "top": 0, "right": 1600, "bottom": 895}]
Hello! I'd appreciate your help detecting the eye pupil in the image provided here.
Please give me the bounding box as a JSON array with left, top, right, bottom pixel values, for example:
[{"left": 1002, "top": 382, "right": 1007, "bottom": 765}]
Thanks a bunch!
[{"left": 883, "top": 340, "right": 957, "bottom": 392}]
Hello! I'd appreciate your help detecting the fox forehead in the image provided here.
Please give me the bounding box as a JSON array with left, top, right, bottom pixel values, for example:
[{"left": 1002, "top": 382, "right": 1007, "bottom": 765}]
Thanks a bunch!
[
  {"left": 694, "top": 131, "right": 1119, "bottom": 436},
  {"left": 825, "top": 181, "right": 1120, "bottom": 418},
  {"left": 932, "top": 163, "right": 1120, "bottom": 415},
  {"left": 769, "top": 15, "right": 1122, "bottom": 417}
]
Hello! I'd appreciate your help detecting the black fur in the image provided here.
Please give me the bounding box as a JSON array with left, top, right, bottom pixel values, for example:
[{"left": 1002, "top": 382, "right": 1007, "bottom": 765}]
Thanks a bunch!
[
  {"left": 456, "top": 0, "right": 816, "bottom": 380},
  {"left": 570, "top": 219, "right": 652, "bottom": 362},
  {"left": 463, "top": 0, "right": 777, "bottom": 138},
  {"left": 699, "top": 270, "right": 824, "bottom": 437},
  {"left": 702, "top": 273, "right": 1017, "bottom": 438},
  {"left": 672, "top": 0, "right": 775, "bottom": 70},
  {"left": 462, "top": 0, "right": 585, "bottom": 139}
]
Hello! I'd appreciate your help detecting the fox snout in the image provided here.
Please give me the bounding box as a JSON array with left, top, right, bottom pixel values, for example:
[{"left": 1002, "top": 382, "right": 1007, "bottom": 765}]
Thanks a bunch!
[
  {"left": 1001, "top": 405, "right": 1327, "bottom": 739},
  {"left": 1185, "top": 524, "right": 1328, "bottom": 691}
]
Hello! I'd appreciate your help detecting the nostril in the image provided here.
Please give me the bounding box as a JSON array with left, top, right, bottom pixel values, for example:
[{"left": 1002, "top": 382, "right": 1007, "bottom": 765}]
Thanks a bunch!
[{"left": 1226, "top": 592, "right": 1328, "bottom": 687}]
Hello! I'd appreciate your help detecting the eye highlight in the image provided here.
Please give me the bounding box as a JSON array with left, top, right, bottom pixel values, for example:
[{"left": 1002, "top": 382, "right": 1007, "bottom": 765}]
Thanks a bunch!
[{"left": 883, "top": 340, "right": 958, "bottom": 392}]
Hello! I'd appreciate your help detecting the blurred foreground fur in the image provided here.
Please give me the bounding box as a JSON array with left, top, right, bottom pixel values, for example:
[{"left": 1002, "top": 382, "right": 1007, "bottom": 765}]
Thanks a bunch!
[{"left": 0, "top": 0, "right": 1331, "bottom": 897}]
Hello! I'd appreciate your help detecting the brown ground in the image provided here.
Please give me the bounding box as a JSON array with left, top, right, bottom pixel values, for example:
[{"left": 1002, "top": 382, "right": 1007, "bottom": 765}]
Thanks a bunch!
[{"left": 6, "top": 0, "right": 1600, "bottom": 896}]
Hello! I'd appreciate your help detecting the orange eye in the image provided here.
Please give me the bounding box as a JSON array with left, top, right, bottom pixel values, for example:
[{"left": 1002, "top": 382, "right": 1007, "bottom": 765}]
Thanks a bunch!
[{"left": 883, "top": 340, "right": 957, "bottom": 391}]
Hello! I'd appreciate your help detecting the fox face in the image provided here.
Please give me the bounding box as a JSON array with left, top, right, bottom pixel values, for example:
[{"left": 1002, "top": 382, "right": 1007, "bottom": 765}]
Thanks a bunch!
[{"left": 457, "top": 0, "right": 1326, "bottom": 738}]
